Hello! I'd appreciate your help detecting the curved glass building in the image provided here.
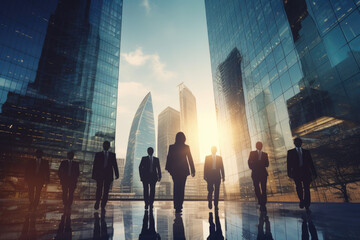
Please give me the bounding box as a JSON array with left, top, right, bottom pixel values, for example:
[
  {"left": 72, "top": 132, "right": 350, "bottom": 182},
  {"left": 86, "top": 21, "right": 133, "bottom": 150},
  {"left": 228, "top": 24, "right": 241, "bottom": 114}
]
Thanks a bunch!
[
  {"left": 121, "top": 92, "right": 156, "bottom": 197},
  {"left": 0, "top": 0, "right": 123, "bottom": 199},
  {"left": 205, "top": 0, "right": 360, "bottom": 202}
]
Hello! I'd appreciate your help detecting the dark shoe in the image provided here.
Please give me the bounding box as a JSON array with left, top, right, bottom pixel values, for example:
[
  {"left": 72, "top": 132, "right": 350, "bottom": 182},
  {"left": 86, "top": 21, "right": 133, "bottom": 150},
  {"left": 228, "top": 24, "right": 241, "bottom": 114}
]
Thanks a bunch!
[
  {"left": 299, "top": 201, "right": 304, "bottom": 209},
  {"left": 208, "top": 201, "right": 212, "bottom": 210},
  {"left": 305, "top": 206, "right": 311, "bottom": 213},
  {"left": 260, "top": 205, "right": 267, "bottom": 212},
  {"left": 150, "top": 204, "right": 153, "bottom": 210},
  {"left": 175, "top": 209, "right": 182, "bottom": 213},
  {"left": 94, "top": 201, "right": 99, "bottom": 210},
  {"left": 145, "top": 204, "right": 148, "bottom": 210},
  {"left": 214, "top": 206, "right": 219, "bottom": 211}
]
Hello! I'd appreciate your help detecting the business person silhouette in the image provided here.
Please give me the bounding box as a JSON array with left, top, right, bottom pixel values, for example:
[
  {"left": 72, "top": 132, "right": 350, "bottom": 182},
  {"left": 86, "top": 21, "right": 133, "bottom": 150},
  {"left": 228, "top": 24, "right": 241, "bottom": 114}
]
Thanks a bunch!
[
  {"left": 25, "top": 149, "right": 50, "bottom": 211},
  {"left": 204, "top": 146, "right": 225, "bottom": 211},
  {"left": 93, "top": 212, "right": 112, "bottom": 239},
  {"left": 248, "top": 142, "right": 269, "bottom": 212},
  {"left": 165, "top": 132, "right": 195, "bottom": 213},
  {"left": 58, "top": 151, "right": 80, "bottom": 214},
  {"left": 139, "top": 147, "right": 161, "bottom": 210},
  {"left": 173, "top": 213, "right": 186, "bottom": 240},
  {"left": 207, "top": 212, "right": 224, "bottom": 240},
  {"left": 301, "top": 215, "right": 318, "bottom": 240},
  {"left": 92, "top": 141, "right": 119, "bottom": 211},
  {"left": 139, "top": 210, "right": 161, "bottom": 240},
  {"left": 257, "top": 212, "right": 273, "bottom": 240},
  {"left": 287, "top": 138, "right": 317, "bottom": 211},
  {"left": 55, "top": 214, "right": 72, "bottom": 240}
]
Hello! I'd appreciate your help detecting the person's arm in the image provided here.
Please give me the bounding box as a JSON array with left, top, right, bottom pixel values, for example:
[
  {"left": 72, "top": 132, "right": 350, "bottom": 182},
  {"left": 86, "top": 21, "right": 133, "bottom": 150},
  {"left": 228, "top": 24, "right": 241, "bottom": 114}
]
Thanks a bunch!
[
  {"left": 308, "top": 150, "right": 317, "bottom": 178},
  {"left": 248, "top": 152, "right": 254, "bottom": 170},
  {"left": 75, "top": 162, "right": 80, "bottom": 179},
  {"left": 112, "top": 153, "right": 119, "bottom": 179},
  {"left": 204, "top": 158, "right": 207, "bottom": 181},
  {"left": 139, "top": 157, "right": 145, "bottom": 181},
  {"left": 45, "top": 160, "right": 50, "bottom": 183},
  {"left": 220, "top": 157, "right": 225, "bottom": 181},
  {"left": 58, "top": 161, "right": 63, "bottom": 179},
  {"left": 187, "top": 146, "right": 195, "bottom": 176},
  {"left": 156, "top": 158, "right": 161, "bottom": 181},
  {"left": 287, "top": 150, "right": 292, "bottom": 178},
  {"left": 92, "top": 153, "right": 98, "bottom": 180},
  {"left": 165, "top": 146, "right": 172, "bottom": 174},
  {"left": 264, "top": 153, "right": 269, "bottom": 168}
]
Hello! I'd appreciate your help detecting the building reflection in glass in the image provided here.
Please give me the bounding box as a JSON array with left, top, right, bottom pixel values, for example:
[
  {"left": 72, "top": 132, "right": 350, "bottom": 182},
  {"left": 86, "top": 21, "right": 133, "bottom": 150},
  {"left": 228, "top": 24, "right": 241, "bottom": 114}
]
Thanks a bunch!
[
  {"left": 205, "top": 0, "right": 360, "bottom": 202},
  {"left": 0, "top": 0, "right": 123, "bottom": 199}
]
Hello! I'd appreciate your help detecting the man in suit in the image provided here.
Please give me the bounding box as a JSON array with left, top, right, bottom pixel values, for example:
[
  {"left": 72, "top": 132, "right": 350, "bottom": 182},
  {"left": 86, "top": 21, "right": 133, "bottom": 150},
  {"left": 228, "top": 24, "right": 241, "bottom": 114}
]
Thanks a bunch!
[
  {"left": 204, "top": 146, "right": 225, "bottom": 211},
  {"left": 92, "top": 141, "right": 119, "bottom": 211},
  {"left": 166, "top": 132, "right": 195, "bottom": 213},
  {"left": 25, "top": 149, "right": 50, "bottom": 211},
  {"left": 287, "top": 137, "right": 317, "bottom": 211},
  {"left": 139, "top": 147, "right": 161, "bottom": 210},
  {"left": 248, "top": 142, "right": 269, "bottom": 212},
  {"left": 58, "top": 151, "right": 80, "bottom": 214}
]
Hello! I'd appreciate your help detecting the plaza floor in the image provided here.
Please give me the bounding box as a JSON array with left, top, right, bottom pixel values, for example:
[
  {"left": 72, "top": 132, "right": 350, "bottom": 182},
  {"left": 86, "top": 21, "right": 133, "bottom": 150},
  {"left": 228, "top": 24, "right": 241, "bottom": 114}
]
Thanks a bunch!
[{"left": 0, "top": 199, "right": 359, "bottom": 239}]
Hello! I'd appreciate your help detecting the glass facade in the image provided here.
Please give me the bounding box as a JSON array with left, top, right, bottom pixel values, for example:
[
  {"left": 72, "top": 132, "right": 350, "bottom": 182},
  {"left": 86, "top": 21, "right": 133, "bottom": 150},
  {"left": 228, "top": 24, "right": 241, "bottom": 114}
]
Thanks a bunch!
[
  {"left": 0, "top": 0, "right": 123, "bottom": 199},
  {"left": 121, "top": 92, "right": 156, "bottom": 197},
  {"left": 205, "top": 0, "right": 360, "bottom": 202},
  {"left": 157, "top": 106, "right": 180, "bottom": 198}
]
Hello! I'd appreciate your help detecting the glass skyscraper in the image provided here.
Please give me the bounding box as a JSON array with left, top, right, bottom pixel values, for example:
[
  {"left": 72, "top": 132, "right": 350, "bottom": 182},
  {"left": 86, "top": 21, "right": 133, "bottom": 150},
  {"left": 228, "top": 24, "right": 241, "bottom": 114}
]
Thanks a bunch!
[
  {"left": 121, "top": 92, "right": 156, "bottom": 197},
  {"left": 205, "top": 0, "right": 360, "bottom": 202},
  {"left": 0, "top": 0, "right": 123, "bottom": 199}
]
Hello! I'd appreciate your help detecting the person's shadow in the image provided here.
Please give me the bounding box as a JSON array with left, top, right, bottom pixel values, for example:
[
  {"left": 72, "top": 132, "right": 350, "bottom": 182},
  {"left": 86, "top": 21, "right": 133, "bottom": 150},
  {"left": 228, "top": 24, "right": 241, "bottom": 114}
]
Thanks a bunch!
[
  {"left": 55, "top": 214, "right": 72, "bottom": 240},
  {"left": 257, "top": 211, "right": 273, "bottom": 240},
  {"left": 139, "top": 210, "right": 161, "bottom": 239},
  {"left": 301, "top": 214, "right": 318, "bottom": 240},
  {"left": 207, "top": 212, "right": 224, "bottom": 240},
  {"left": 173, "top": 213, "right": 186, "bottom": 240},
  {"left": 19, "top": 213, "right": 37, "bottom": 240},
  {"left": 93, "top": 212, "right": 110, "bottom": 240}
]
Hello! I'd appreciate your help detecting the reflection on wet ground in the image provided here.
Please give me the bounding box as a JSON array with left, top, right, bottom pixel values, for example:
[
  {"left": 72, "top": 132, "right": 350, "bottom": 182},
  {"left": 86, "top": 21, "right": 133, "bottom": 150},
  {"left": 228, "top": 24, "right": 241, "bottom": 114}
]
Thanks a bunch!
[{"left": 0, "top": 200, "right": 359, "bottom": 239}]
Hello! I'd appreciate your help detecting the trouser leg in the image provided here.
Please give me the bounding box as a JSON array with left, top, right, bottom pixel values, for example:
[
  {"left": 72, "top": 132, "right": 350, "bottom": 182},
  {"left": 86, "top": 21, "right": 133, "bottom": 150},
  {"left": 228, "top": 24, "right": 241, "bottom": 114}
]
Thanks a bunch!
[
  {"left": 207, "top": 181, "right": 214, "bottom": 203},
  {"left": 28, "top": 184, "right": 35, "bottom": 207},
  {"left": 173, "top": 177, "right": 179, "bottom": 209},
  {"left": 101, "top": 180, "right": 111, "bottom": 208},
  {"left": 143, "top": 182, "right": 149, "bottom": 206},
  {"left": 214, "top": 181, "right": 220, "bottom": 208},
  {"left": 96, "top": 180, "right": 103, "bottom": 203},
  {"left": 253, "top": 178, "right": 261, "bottom": 204},
  {"left": 62, "top": 185, "right": 68, "bottom": 208},
  {"left": 179, "top": 176, "right": 187, "bottom": 209},
  {"left": 149, "top": 182, "right": 156, "bottom": 206},
  {"left": 295, "top": 179, "right": 304, "bottom": 202},
  {"left": 260, "top": 178, "right": 267, "bottom": 205},
  {"left": 68, "top": 186, "right": 76, "bottom": 209},
  {"left": 34, "top": 184, "right": 43, "bottom": 208},
  {"left": 303, "top": 180, "right": 311, "bottom": 207}
]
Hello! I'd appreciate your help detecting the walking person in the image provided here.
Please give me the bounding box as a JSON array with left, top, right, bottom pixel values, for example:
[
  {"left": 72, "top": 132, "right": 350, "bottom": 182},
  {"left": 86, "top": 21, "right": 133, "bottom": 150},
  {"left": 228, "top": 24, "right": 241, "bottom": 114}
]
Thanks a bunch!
[
  {"left": 139, "top": 147, "right": 161, "bottom": 210},
  {"left": 287, "top": 137, "right": 317, "bottom": 211},
  {"left": 204, "top": 146, "right": 225, "bottom": 211},
  {"left": 92, "top": 141, "right": 119, "bottom": 211},
  {"left": 58, "top": 151, "right": 80, "bottom": 214},
  {"left": 248, "top": 142, "right": 269, "bottom": 212},
  {"left": 25, "top": 149, "right": 50, "bottom": 211},
  {"left": 165, "top": 132, "right": 195, "bottom": 213}
]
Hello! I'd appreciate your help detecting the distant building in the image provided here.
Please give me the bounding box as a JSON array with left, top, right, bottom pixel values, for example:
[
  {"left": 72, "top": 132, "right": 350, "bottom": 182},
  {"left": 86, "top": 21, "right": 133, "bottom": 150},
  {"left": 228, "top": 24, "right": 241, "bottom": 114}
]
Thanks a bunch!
[
  {"left": 157, "top": 107, "right": 180, "bottom": 197},
  {"left": 121, "top": 92, "right": 155, "bottom": 197}
]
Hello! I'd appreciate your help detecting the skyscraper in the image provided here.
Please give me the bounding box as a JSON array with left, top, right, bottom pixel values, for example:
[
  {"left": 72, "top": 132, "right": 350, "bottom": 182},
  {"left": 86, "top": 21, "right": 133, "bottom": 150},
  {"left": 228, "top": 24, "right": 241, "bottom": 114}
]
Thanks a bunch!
[
  {"left": 0, "top": 0, "right": 123, "bottom": 199},
  {"left": 121, "top": 92, "right": 155, "bottom": 197},
  {"left": 205, "top": 0, "right": 360, "bottom": 202},
  {"left": 157, "top": 106, "right": 180, "bottom": 197}
]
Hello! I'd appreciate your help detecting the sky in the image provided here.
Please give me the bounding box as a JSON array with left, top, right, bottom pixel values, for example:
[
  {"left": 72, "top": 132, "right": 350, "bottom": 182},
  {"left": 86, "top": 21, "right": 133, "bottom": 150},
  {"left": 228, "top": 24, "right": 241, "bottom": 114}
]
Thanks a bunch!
[{"left": 116, "top": 0, "right": 218, "bottom": 162}]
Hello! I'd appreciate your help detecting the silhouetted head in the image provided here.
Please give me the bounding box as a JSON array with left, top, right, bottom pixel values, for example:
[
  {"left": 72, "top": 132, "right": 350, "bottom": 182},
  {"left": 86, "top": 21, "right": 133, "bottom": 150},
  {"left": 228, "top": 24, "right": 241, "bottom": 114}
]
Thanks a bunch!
[
  {"left": 147, "top": 147, "right": 154, "bottom": 156},
  {"left": 67, "top": 151, "right": 74, "bottom": 160},
  {"left": 103, "top": 141, "right": 110, "bottom": 151},
  {"left": 294, "top": 137, "right": 302, "bottom": 148},
  {"left": 256, "top": 142, "right": 263, "bottom": 151},
  {"left": 35, "top": 149, "right": 43, "bottom": 158},
  {"left": 211, "top": 146, "right": 217, "bottom": 155},
  {"left": 175, "top": 132, "right": 186, "bottom": 144}
]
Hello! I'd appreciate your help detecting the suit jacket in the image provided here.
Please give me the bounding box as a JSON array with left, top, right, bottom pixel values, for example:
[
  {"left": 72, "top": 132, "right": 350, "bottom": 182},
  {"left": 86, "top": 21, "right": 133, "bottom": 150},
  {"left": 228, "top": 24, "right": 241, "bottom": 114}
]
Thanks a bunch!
[
  {"left": 58, "top": 160, "right": 80, "bottom": 186},
  {"left": 139, "top": 156, "right": 161, "bottom": 183},
  {"left": 24, "top": 158, "right": 50, "bottom": 185},
  {"left": 92, "top": 151, "right": 119, "bottom": 181},
  {"left": 165, "top": 144, "right": 195, "bottom": 178},
  {"left": 248, "top": 151, "right": 269, "bottom": 179},
  {"left": 204, "top": 155, "right": 225, "bottom": 182},
  {"left": 287, "top": 148, "right": 317, "bottom": 181}
]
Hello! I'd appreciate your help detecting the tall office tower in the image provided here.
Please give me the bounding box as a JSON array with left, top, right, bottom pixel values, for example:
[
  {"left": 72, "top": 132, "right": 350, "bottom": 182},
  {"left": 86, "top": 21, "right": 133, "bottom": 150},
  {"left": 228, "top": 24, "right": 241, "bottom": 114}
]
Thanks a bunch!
[
  {"left": 121, "top": 92, "right": 155, "bottom": 197},
  {"left": 157, "top": 107, "right": 180, "bottom": 197},
  {"left": 205, "top": 0, "right": 360, "bottom": 202},
  {"left": 178, "top": 83, "right": 201, "bottom": 163},
  {"left": 0, "top": 0, "right": 123, "bottom": 199}
]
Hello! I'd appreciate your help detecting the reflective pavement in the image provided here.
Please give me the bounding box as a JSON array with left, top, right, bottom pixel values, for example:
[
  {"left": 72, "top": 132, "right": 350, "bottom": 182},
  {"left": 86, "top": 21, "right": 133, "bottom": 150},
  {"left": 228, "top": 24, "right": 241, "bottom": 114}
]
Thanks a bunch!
[{"left": 0, "top": 200, "right": 359, "bottom": 239}]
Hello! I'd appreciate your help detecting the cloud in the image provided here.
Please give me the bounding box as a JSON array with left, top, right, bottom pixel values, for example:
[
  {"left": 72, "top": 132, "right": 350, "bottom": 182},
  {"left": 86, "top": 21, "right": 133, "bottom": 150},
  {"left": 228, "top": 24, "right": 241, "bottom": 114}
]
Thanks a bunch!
[
  {"left": 121, "top": 47, "right": 176, "bottom": 81},
  {"left": 141, "top": 0, "right": 150, "bottom": 14},
  {"left": 118, "top": 81, "right": 149, "bottom": 98}
]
